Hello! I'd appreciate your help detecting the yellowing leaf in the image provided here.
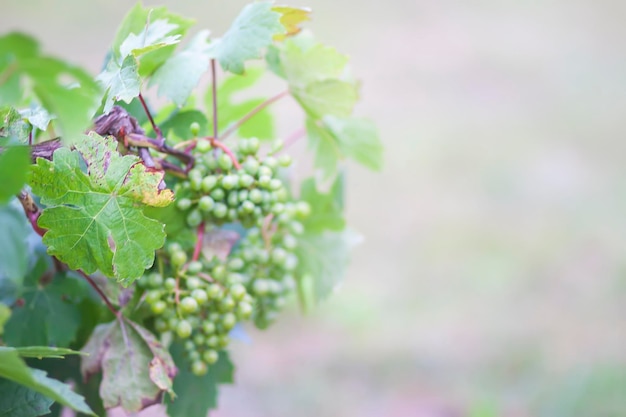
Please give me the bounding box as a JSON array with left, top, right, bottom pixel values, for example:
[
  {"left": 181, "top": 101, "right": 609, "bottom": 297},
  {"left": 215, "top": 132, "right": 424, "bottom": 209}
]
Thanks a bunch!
[{"left": 272, "top": 6, "right": 311, "bottom": 41}]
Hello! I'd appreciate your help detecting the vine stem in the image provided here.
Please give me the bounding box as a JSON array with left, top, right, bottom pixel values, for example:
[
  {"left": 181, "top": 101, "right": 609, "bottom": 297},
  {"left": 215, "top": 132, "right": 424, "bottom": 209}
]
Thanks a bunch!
[
  {"left": 281, "top": 127, "right": 306, "bottom": 152},
  {"left": 219, "top": 90, "right": 289, "bottom": 141},
  {"left": 138, "top": 93, "right": 163, "bottom": 140},
  {"left": 192, "top": 222, "right": 206, "bottom": 262},
  {"left": 211, "top": 59, "right": 219, "bottom": 140},
  {"left": 78, "top": 270, "right": 120, "bottom": 317}
]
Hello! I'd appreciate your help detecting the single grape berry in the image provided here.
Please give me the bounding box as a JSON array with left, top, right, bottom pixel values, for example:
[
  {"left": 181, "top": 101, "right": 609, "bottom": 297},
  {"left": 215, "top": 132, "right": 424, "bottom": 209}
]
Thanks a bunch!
[
  {"left": 203, "top": 349, "right": 219, "bottom": 364},
  {"left": 202, "top": 321, "right": 216, "bottom": 334},
  {"left": 218, "top": 153, "right": 233, "bottom": 170},
  {"left": 191, "top": 360, "right": 208, "bottom": 376},
  {"left": 187, "top": 209, "right": 203, "bottom": 227},
  {"left": 201, "top": 176, "right": 218, "bottom": 192},
  {"left": 176, "top": 320, "right": 193, "bottom": 339},
  {"left": 180, "top": 296, "right": 199, "bottom": 314},
  {"left": 196, "top": 139, "right": 212, "bottom": 153},
  {"left": 198, "top": 196, "right": 215, "bottom": 212},
  {"left": 176, "top": 198, "right": 192, "bottom": 211},
  {"left": 171, "top": 251, "right": 188, "bottom": 268},
  {"left": 150, "top": 300, "right": 167, "bottom": 315},
  {"left": 190, "top": 122, "right": 201, "bottom": 137}
]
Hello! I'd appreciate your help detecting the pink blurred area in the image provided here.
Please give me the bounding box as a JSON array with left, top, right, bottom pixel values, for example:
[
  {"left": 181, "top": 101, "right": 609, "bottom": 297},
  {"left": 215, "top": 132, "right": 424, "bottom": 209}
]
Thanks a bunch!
[{"left": 5, "top": 0, "right": 626, "bottom": 416}]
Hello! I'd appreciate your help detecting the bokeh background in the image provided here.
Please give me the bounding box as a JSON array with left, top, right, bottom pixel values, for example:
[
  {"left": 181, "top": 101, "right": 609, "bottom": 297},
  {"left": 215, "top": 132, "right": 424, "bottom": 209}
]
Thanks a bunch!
[{"left": 2, "top": 0, "right": 626, "bottom": 416}]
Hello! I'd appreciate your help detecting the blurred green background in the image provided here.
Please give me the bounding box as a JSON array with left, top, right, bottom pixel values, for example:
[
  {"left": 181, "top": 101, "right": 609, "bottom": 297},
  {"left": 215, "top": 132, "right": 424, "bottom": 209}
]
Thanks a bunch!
[{"left": 3, "top": 0, "right": 626, "bottom": 416}]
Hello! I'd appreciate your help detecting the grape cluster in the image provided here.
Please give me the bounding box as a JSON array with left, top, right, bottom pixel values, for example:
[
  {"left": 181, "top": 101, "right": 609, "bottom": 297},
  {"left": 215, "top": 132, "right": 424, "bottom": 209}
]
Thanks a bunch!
[{"left": 139, "top": 136, "right": 312, "bottom": 376}]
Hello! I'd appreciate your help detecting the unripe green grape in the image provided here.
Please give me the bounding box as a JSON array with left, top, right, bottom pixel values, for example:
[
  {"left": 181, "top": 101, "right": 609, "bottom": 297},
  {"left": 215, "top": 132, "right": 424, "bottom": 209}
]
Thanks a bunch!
[
  {"left": 185, "top": 340, "right": 195, "bottom": 351},
  {"left": 176, "top": 320, "right": 193, "bottom": 338},
  {"left": 253, "top": 279, "right": 270, "bottom": 296},
  {"left": 271, "top": 247, "right": 288, "bottom": 265},
  {"left": 188, "top": 316, "right": 200, "bottom": 328},
  {"left": 249, "top": 189, "right": 263, "bottom": 204},
  {"left": 186, "top": 276, "right": 202, "bottom": 290},
  {"left": 228, "top": 257, "right": 244, "bottom": 271},
  {"left": 190, "top": 177, "right": 203, "bottom": 191},
  {"left": 206, "top": 335, "right": 219, "bottom": 348},
  {"left": 284, "top": 254, "right": 298, "bottom": 271},
  {"left": 201, "top": 176, "right": 218, "bottom": 192},
  {"left": 258, "top": 166, "right": 273, "bottom": 178},
  {"left": 241, "top": 248, "right": 255, "bottom": 262},
  {"left": 171, "top": 250, "right": 188, "bottom": 268},
  {"left": 196, "top": 138, "right": 212, "bottom": 153},
  {"left": 226, "top": 273, "right": 244, "bottom": 286},
  {"left": 189, "top": 289, "right": 206, "bottom": 306},
  {"left": 207, "top": 284, "right": 222, "bottom": 300},
  {"left": 148, "top": 272, "right": 163, "bottom": 288},
  {"left": 212, "top": 203, "right": 228, "bottom": 218},
  {"left": 190, "top": 122, "right": 201, "bottom": 137},
  {"left": 270, "top": 139, "right": 284, "bottom": 153},
  {"left": 210, "top": 188, "right": 225, "bottom": 201},
  {"left": 274, "top": 188, "right": 288, "bottom": 202},
  {"left": 198, "top": 196, "right": 215, "bottom": 212},
  {"left": 295, "top": 201, "right": 312, "bottom": 218},
  {"left": 271, "top": 203, "right": 285, "bottom": 215},
  {"left": 243, "top": 158, "right": 259, "bottom": 176},
  {"left": 219, "top": 296, "right": 235, "bottom": 312},
  {"left": 189, "top": 350, "right": 201, "bottom": 362},
  {"left": 282, "top": 275, "right": 296, "bottom": 291},
  {"left": 278, "top": 154, "right": 292, "bottom": 167},
  {"left": 193, "top": 333, "right": 206, "bottom": 346},
  {"left": 221, "top": 175, "right": 238, "bottom": 190},
  {"left": 189, "top": 168, "right": 203, "bottom": 181},
  {"left": 163, "top": 277, "right": 176, "bottom": 291},
  {"left": 204, "top": 154, "right": 218, "bottom": 169},
  {"left": 258, "top": 175, "right": 271, "bottom": 189},
  {"left": 227, "top": 208, "right": 237, "bottom": 221},
  {"left": 240, "top": 200, "right": 255, "bottom": 214},
  {"left": 237, "top": 189, "right": 250, "bottom": 202},
  {"left": 218, "top": 335, "right": 229, "bottom": 349},
  {"left": 208, "top": 312, "right": 220, "bottom": 322},
  {"left": 155, "top": 318, "right": 169, "bottom": 332},
  {"left": 151, "top": 300, "right": 167, "bottom": 314},
  {"left": 264, "top": 156, "right": 278, "bottom": 170},
  {"left": 269, "top": 179, "right": 282, "bottom": 191},
  {"left": 229, "top": 283, "right": 247, "bottom": 301},
  {"left": 238, "top": 174, "right": 254, "bottom": 188},
  {"left": 176, "top": 198, "right": 192, "bottom": 211},
  {"left": 227, "top": 192, "right": 239, "bottom": 207},
  {"left": 269, "top": 280, "right": 283, "bottom": 295},
  {"left": 203, "top": 349, "right": 219, "bottom": 365},
  {"left": 237, "top": 302, "right": 253, "bottom": 320},
  {"left": 221, "top": 313, "right": 237, "bottom": 330},
  {"left": 261, "top": 190, "right": 272, "bottom": 204},
  {"left": 202, "top": 321, "right": 216, "bottom": 335},
  {"left": 282, "top": 234, "right": 298, "bottom": 250},
  {"left": 212, "top": 265, "right": 227, "bottom": 280},
  {"left": 180, "top": 297, "right": 199, "bottom": 314},
  {"left": 186, "top": 261, "right": 202, "bottom": 275},
  {"left": 169, "top": 317, "right": 180, "bottom": 330},
  {"left": 248, "top": 137, "right": 260, "bottom": 153},
  {"left": 167, "top": 242, "right": 183, "bottom": 255},
  {"left": 187, "top": 209, "right": 203, "bottom": 227},
  {"left": 289, "top": 221, "right": 305, "bottom": 235},
  {"left": 191, "top": 361, "right": 208, "bottom": 376},
  {"left": 255, "top": 249, "right": 270, "bottom": 263},
  {"left": 145, "top": 290, "right": 162, "bottom": 304},
  {"left": 218, "top": 153, "right": 233, "bottom": 170}
]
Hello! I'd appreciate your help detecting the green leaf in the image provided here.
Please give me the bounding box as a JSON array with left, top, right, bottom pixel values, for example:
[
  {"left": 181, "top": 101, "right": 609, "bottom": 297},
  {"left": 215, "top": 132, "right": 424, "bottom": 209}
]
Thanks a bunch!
[
  {"left": 29, "top": 133, "right": 173, "bottom": 284},
  {"left": 0, "top": 347, "right": 94, "bottom": 415},
  {"left": 0, "top": 378, "right": 53, "bottom": 417},
  {"left": 281, "top": 37, "right": 350, "bottom": 85},
  {"left": 166, "top": 343, "right": 234, "bottom": 417},
  {"left": 119, "top": 19, "right": 181, "bottom": 58},
  {"left": 292, "top": 79, "right": 358, "bottom": 119},
  {"left": 151, "top": 31, "right": 211, "bottom": 107},
  {"left": 4, "top": 272, "right": 84, "bottom": 348},
  {"left": 205, "top": 67, "right": 275, "bottom": 140},
  {"left": 98, "top": 55, "right": 141, "bottom": 114},
  {"left": 13, "top": 347, "right": 85, "bottom": 359},
  {"left": 0, "top": 107, "right": 30, "bottom": 142},
  {"left": 0, "top": 304, "right": 10, "bottom": 336},
  {"left": 295, "top": 229, "right": 361, "bottom": 304},
  {"left": 0, "top": 202, "right": 30, "bottom": 281},
  {"left": 160, "top": 110, "right": 209, "bottom": 142},
  {"left": 81, "top": 319, "right": 177, "bottom": 412},
  {"left": 208, "top": 2, "right": 284, "bottom": 74},
  {"left": 19, "top": 105, "right": 54, "bottom": 131},
  {"left": 300, "top": 174, "right": 345, "bottom": 233},
  {"left": 110, "top": 4, "right": 194, "bottom": 77},
  {"left": 0, "top": 146, "right": 30, "bottom": 205},
  {"left": 0, "top": 33, "right": 102, "bottom": 141},
  {"left": 306, "top": 116, "right": 382, "bottom": 180}
]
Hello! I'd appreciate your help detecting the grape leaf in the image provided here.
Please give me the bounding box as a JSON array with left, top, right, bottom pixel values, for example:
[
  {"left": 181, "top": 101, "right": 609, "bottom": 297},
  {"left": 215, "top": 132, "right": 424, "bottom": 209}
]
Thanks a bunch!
[
  {"left": 159, "top": 110, "right": 209, "bottom": 142},
  {"left": 4, "top": 271, "right": 85, "bottom": 348},
  {"left": 306, "top": 116, "right": 382, "bottom": 181},
  {"left": 0, "top": 347, "right": 94, "bottom": 415},
  {"left": 110, "top": 4, "right": 194, "bottom": 77},
  {"left": 81, "top": 319, "right": 177, "bottom": 412},
  {"left": 0, "top": 34, "right": 101, "bottom": 141},
  {"left": 29, "top": 133, "right": 173, "bottom": 284},
  {"left": 0, "top": 202, "right": 30, "bottom": 280},
  {"left": 151, "top": 31, "right": 211, "bottom": 107},
  {"left": 19, "top": 105, "right": 54, "bottom": 131},
  {"left": 0, "top": 146, "right": 30, "bottom": 205},
  {"left": 14, "top": 347, "right": 84, "bottom": 359},
  {"left": 294, "top": 79, "right": 358, "bottom": 119},
  {"left": 0, "top": 378, "right": 53, "bottom": 417},
  {"left": 98, "top": 55, "right": 141, "bottom": 114},
  {"left": 300, "top": 174, "right": 345, "bottom": 233},
  {"left": 208, "top": 2, "right": 284, "bottom": 74},
  {"left": 272, "top": 6, "right": 311, "bottom": 41},
  {"left": 295, "top": 229, "right": 361, "bottom": 304},
  {"left": 280, "top": 37, "right": 350, "bottom": 85},
  {"left": 119, "top": 20, "right": 181, "bottom": 58},
  {"left": 0, "top": 304, "right": 9, "bottom": 336},
  {"left": 166, "top": 343, "right": 234, "bottom": 417},
  {"left": 205, "top": 67, "right": 275, "bottom": 140}
]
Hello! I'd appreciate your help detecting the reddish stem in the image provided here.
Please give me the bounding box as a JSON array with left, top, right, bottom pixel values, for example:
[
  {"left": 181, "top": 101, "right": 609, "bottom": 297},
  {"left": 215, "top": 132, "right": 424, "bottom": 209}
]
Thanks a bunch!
[
  {"left": 192, "top": 222, "right": 206, "bottom": 262},
  {"left": 78, "top": 270, "right": 120, "bottom": 317},
  {"left": 261, "top": 214, "right": 274, "bottom": 250},
  {"left": 138, "top": 93, "right": 163, "bottom": 140},
  {"left": 281, "top": 127, "right": 306, "bottom": 152},
  {"left": 211, "top": 59, "right": 219, "bottom": 140},
  {"left": 211, "top": 139, "right": 242, "bottom": 170},
  {"left": 219, "top": 90, "right": 289, "bottom": 140}
]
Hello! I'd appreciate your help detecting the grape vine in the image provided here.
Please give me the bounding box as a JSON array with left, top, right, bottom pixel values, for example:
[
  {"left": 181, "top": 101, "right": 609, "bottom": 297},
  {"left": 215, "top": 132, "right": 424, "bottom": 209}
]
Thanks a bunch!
[{"left": 0, "top": 2, "right": 381, "bottom": 417}]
